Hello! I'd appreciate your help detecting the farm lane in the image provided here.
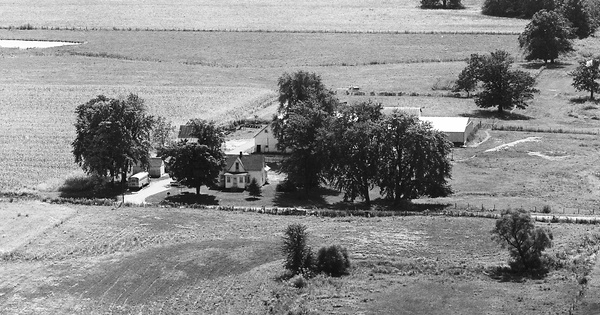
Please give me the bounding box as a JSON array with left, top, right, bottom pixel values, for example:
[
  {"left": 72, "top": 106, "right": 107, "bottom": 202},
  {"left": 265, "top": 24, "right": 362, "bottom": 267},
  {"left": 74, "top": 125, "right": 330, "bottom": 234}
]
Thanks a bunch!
[{"left": 124, "top": 177, "right": 172, "bottom": 205}]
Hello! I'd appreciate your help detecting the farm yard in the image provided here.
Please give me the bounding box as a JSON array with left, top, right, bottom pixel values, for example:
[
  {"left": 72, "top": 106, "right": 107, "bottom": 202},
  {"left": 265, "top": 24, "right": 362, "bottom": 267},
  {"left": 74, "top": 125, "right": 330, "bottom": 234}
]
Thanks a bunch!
[{"left": 1, "top": 0, "right": 600, "bottom": 314}]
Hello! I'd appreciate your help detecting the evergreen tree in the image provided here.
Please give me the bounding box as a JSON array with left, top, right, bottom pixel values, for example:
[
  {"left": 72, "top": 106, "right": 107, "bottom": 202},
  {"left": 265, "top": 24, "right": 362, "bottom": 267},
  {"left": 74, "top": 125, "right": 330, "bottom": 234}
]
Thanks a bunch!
[{"left": 247, "top": 177, "right": 262, "bottom": 198}]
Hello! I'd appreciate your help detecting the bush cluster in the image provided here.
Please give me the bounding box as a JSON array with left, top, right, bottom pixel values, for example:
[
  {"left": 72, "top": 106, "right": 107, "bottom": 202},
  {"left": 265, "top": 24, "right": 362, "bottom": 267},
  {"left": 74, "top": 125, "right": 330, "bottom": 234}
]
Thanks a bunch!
[{"left": 282, "top": 224, "right": 351, "bottom": 279}]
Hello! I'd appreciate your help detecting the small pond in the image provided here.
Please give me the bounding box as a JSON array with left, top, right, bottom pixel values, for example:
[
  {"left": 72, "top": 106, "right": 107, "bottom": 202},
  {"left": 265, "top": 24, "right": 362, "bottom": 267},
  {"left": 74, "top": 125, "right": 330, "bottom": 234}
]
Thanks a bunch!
[{"left": 0, "top": 39, "right": 81, "bottom": 49}]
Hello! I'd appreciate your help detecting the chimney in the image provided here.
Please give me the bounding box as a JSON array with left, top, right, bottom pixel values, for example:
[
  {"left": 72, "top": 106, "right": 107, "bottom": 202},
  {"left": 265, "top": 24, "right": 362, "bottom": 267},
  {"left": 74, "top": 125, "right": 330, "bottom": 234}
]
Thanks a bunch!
[{"left": 239, "top": 151, "right": 243, "bottom": 158}]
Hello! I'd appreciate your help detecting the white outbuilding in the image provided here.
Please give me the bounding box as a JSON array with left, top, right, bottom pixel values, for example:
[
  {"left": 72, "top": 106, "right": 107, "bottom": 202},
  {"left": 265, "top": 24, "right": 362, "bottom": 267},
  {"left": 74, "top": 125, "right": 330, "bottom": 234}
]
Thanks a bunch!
[{"left": 419, "top": 116, "right": 474, "bottom": 145}]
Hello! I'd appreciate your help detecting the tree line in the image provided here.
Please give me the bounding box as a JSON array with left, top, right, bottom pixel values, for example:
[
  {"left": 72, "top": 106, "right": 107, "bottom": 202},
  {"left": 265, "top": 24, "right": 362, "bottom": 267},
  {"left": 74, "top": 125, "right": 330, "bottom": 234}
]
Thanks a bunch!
[{"left": 273, "top": 71, "right": 453, "bottom": 206}]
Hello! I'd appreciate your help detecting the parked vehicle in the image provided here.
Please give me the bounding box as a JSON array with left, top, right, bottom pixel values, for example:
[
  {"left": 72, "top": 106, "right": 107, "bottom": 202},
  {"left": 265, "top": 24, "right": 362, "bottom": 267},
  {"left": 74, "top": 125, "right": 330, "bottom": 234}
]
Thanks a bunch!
[{"left": 128, "top": 172, "right": 150, "bottom": 189}]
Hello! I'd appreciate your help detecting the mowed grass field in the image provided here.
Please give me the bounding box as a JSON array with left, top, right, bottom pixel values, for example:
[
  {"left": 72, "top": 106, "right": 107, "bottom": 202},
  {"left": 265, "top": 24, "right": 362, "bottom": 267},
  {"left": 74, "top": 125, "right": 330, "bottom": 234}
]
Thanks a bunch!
[
  {"left": 0, "top": 0, "right": 526, "bottom": 33},
  {"left": 0, "top": 202, "right": 597, "bottom": 314}
]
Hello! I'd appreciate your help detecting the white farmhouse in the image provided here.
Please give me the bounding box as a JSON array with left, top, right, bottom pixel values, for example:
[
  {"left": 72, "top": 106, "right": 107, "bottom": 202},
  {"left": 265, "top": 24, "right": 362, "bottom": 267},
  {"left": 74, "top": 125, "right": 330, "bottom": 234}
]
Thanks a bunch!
[{"left": 218, "top": 153, "right": 268, "bottom": 190}]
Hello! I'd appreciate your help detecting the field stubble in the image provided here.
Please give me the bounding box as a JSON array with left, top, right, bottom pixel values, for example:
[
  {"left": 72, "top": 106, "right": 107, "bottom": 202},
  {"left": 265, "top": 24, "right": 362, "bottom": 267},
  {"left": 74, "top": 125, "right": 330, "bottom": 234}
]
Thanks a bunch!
[
  {"left": 0, "top": 0, "right": 526, "bottom": 33},
  {"left": 0, "top": 203, "right": 597, "bottom": 314}
]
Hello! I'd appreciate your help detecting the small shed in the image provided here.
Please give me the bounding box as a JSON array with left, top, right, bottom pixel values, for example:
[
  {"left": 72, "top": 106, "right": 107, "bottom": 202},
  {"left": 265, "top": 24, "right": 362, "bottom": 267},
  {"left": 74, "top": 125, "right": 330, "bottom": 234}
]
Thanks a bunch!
[
  {"left": 419, "top": 117, "right": 473, "bottom": 145},
  {"left": 148, "top": 157, "right": 165, "bottom": 178}
]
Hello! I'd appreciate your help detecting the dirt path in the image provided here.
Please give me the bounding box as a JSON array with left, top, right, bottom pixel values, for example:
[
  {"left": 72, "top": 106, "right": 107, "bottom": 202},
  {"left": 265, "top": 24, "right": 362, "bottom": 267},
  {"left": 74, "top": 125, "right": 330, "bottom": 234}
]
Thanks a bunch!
[
  {"left": 469, "top": 130, "right": 491, "bottom": 148},
  {"left": 124, "top": 177, "right": 172, "bottom": 205},
  {"left": 484, "top": 136, "right": 541, "bottom": 152}
]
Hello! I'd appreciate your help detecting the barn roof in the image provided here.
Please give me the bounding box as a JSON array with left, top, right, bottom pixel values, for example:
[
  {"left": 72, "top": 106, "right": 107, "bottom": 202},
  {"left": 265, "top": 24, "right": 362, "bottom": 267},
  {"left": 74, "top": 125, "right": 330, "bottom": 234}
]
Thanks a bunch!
[
  {"left": 419, "top": 117, "right": 471, "bottom": 133},
  {"left": 177, "top": 125, "right": 195, "bottom": 139},
  {"left": 225, "top": 154, "right": 265, "bottom": 172}
]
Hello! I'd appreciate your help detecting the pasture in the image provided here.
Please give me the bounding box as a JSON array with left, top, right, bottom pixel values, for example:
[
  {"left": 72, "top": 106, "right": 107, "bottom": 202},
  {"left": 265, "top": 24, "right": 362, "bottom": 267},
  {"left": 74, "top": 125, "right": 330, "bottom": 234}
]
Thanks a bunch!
[{"left": 0, "top": 201, "right": 598, "bottom": 314}]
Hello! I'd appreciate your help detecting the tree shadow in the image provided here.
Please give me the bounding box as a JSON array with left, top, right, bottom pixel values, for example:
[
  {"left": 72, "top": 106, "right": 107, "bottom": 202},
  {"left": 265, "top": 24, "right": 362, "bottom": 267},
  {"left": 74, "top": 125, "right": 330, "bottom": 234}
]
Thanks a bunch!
[
  {"left": 459, "top": 109, "right": 532, "bottom": 121},
  {"left": 245, "top": 196, "right": 261, "bottom": 201},
  {"left": 521, "top": 61, "right": 571, "bottom": 70},
  {"left": 486, "top": 265, "right": 549, "bottom": 282},
  {"left": 272, "top": 186, "right": 340, "bottom": 208},
  {"left": 164, "top": 193, "right": 219, "bottom": 205},
  {"left": 570, "top": 96, "right": 599, "bottom": 104},
  {"left": 328, "top": 198, "right": 450, "bottom": 212}
]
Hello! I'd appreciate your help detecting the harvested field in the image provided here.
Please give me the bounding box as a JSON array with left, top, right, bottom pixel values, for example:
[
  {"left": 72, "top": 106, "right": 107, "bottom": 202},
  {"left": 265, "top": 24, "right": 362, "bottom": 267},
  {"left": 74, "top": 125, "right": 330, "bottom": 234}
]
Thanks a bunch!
[
  {"left": 0, "top": 83, "right": 274, "bottom": 191},
  {"left": 0, "top": 30, "right": 520, "bottom": 67},
  {"left": 0, "top": 0, "right": 526, "bottom": 33},
  {"left": 0, "top": 202, "right": 598, "bottom": 314}
]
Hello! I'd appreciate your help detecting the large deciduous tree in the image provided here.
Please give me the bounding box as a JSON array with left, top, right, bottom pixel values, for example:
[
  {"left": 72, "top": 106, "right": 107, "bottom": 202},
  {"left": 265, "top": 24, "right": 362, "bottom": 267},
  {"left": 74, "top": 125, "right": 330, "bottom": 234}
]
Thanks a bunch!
[
  {"left": 570, "top": 58, "right": 600, "bottom": 100},
  {"left": 421, "top": 0, "right": 464, "bottom": 9},
  {"left": 159, "top": 120, "right": 225, "bottom": 195},
  {"left": 320, "top": 101, "right": 383, "bottom": 206},
  {"left": 519, "top": 10, "right": 574, "bottom": 64},
  {"left": 151, "top": 116, "right": 175, "bottom": 150},
  {"left": 72, "top": 94, "right": 154, "bottom": 185},
  {"left": 560, "top": 0, "right": 596, "bottom": 39},
  {"left": 376, "top": 112, "right": 453, "bottom": 204},
  {"left": 273, "top": 71, "right": 338, "bottom": 192},
  {"left": 457, "top": 50, "right": 538, "bottom": 113},
  {"left": 454, "top": 54, "right": 485, "bottom": 97},
  {"left": 159, "top": 142, "right": 225, "bottom": 195},
  {"left": 482, "top": 0, "right": 556, "bottom": 18},
  {"left": 492, "top": 209, "right": 553, "bottom": 271}
]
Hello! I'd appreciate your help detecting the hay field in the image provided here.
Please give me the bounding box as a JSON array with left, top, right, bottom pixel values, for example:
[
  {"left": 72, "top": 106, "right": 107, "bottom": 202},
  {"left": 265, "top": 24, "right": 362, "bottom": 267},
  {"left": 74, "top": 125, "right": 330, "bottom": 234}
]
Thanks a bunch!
[
  {"left": 0, "top": 203, "right": 596, "bottom": 314},
  {"left": 0, "top": 0, "right": 526, "bottom": 33},
  {"left": 0, "top": 30, "right": 520, "bottom": 67}
]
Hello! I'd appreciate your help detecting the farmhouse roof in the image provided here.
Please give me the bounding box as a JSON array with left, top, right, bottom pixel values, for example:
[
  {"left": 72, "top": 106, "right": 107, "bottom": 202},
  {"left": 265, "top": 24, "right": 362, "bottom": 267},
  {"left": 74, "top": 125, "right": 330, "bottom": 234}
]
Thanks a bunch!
[
  {"left": 419, "top": 117, "right": 471, "bottom": 133},
  {"left": 177, "top": 125, "right": 195, "bottom": 139},
  {"left": 225, "top": 154, "right": 265, "bottom": 172},
  {"left": 382, "top": 107, "right": 422, "bottom": 117}
]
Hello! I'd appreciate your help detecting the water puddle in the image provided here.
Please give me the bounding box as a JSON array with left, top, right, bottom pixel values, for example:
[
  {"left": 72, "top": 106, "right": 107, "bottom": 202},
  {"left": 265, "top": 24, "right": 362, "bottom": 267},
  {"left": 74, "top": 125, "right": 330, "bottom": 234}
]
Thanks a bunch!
[{"left": 0, "top": 39, "right": 80, "bottom": 49}]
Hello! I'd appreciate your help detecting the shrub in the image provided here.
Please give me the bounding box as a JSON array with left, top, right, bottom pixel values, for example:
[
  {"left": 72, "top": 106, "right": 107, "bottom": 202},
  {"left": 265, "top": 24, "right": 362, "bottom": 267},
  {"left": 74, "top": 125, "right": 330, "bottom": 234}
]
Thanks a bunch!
[
  {"left": 282, "top": 224, "right": 315, "bottom": 275},
  {"left": 316, "top": 245, "right": 351, "bottom": 277},
  {"left": 58, "top": 175, "right": 106, "bottom": 193},
  {"left": 290, "top": 274, "right": 308, "bottom": 288},
  {"left": 492, "top": 209, "right": 553, "bottom": 271},
  {"left": 541, "top": 205, "right": 552, "bottom": 213},
  {"left": 276, "top": 180, "right": 297, "bottom": 193}
]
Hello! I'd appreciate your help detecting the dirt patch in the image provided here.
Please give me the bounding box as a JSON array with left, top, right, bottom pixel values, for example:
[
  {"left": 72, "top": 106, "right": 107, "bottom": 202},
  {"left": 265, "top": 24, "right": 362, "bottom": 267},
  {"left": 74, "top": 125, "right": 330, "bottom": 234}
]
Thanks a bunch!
[
  {"left": 528, "top": 151, "right": 570, "bottom": 161},
  {"left": 484, "top": 136, "right": 541, "bottom": 152}
]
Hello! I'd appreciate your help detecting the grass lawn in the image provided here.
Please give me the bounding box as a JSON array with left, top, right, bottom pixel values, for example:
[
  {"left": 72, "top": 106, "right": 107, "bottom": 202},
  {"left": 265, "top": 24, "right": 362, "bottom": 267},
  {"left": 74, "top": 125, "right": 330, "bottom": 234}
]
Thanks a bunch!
[{"left": 0, "top": 201, "right": 598, "bottom": 314}]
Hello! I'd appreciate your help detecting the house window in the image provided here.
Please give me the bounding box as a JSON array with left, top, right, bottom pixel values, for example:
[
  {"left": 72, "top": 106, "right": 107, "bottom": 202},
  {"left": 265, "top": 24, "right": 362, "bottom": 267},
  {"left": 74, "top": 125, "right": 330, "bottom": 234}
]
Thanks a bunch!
[
  {"left": 235, "top": 162, "right": 239, "bottom": 171},
  {"left": 226, "top": 177, "right": 230, "bottom": 183}
]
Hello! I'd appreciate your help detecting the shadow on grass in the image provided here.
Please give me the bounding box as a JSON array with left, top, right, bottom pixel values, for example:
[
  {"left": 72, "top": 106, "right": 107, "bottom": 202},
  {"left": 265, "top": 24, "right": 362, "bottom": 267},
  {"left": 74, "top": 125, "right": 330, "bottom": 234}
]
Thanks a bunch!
[
  {"left": 164, "top": 193, "right": 219, "bottom": 205},
  {"left": 486, "top": 266, "right": 549, "bottom": 282},
  {"left": 59, "top": 185, "right": 126, "bottom": 199},
  {"left": 272, "top": 186, "right": 340, "bottom": 208},
  {"left": 570, "top": 96, "right": 599, "bottom": 104},
  {"left": 521, "top": 61, "right": 571, "bottom": 70},
  {"left": 460, "top": 109, "right": 532, "bottom": 121}
]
